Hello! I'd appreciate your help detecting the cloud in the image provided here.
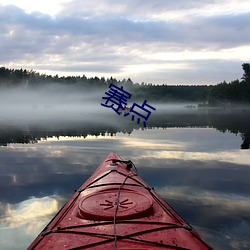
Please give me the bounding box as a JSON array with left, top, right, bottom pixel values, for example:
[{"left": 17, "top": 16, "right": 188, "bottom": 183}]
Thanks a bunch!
[
  {"left": 157, "top": 186, "right": 250, "bottom": 216},
  {"left": 58, "top": 0, "right": 244, "bottom": 19},
  {"left": 0, "top": 196, "right": 61, "bottom": 249},
  {"left": 0, "top": 196, "right": 59, "bottom": 229},
  {"left": 0, "top": 1, "right": 250, "bottom": 84}
]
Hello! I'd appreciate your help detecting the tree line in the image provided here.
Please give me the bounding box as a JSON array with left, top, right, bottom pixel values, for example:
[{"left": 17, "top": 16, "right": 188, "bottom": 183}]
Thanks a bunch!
[
  {"left": 0, "top": 63, "right": 249, "bottom": 104},
  {"left": 208, "top": 63, "right": 250, "bottom": 105}
]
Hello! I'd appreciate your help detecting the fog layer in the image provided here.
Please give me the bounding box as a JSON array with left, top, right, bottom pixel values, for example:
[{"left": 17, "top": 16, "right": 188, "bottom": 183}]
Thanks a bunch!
[{"left": 0, "top": 85, "right": 107, "bottom": 123}]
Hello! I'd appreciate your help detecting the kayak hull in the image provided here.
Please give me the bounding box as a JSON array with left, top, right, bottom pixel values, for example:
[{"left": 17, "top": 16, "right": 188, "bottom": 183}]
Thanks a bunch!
[{"left": 28, "top": 152, "right": 213, "bottom": 249}]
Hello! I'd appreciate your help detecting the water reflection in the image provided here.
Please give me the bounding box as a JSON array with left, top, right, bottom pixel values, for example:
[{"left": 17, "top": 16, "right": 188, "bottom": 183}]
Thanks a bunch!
[
  {"left": 0, "top": 107, "right": 250, "bottom": 149},
  {"left": 1, "top": 196, "right": 59, "bottom": 228},
  {"left": 0, "top": 109, "right": 250, "bottom": 249},
  {"left": 0, "top": 196, "right": 62, "bottom": 250}
]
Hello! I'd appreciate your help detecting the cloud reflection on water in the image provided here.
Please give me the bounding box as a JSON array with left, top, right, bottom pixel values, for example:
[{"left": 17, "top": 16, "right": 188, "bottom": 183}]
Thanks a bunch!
[
  {"left": 0, "top": 196, "right": 59, "bottom": 228},
  {"left": 0, "top": 127, "right": 250, "bottom": 249},
  {"left": 152, "top": 150, "right": 250, "bottom": 166},
  {"left": 0, "top": 196, "right": 61, "bottom": 250}
]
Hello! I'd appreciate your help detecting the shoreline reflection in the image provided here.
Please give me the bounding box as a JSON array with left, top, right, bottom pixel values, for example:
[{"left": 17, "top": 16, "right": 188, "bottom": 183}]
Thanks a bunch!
[
  {"left": 0, "top": 107, "right": 250, "bottom": 149},
  {"left": 0, "top": 121, "right": 249, "bottom": 249}
]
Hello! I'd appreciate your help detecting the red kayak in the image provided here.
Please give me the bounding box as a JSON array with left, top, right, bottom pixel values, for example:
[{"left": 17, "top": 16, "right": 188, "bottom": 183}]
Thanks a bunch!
[{"left": 28, "top": 152, "right": 213, "bottom": 249}]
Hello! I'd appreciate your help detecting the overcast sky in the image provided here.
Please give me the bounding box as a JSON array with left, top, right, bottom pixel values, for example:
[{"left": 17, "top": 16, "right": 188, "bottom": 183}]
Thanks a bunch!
[{"left": 0, "top": 0, "right": 250, "bottom": 85}]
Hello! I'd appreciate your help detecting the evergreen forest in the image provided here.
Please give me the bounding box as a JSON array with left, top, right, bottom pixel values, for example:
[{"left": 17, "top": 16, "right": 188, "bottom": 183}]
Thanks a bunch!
[{"left": 0, "top": 63, "right": 250, "bottom": 105}]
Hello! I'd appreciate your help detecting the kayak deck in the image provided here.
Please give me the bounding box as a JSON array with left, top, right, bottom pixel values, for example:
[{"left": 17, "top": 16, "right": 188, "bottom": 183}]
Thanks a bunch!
[{"left": 28, "top": 152, "right": 213, "bottom": 249}]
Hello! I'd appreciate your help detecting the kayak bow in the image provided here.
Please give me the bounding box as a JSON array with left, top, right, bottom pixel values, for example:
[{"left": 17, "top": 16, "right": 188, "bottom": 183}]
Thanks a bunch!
[{"left": 28, "top": 152, "right": 213, "bottom": 249}]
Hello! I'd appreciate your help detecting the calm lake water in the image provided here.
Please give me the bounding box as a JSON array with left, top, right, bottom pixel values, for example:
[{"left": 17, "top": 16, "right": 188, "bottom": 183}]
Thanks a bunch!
[{"left": 0, "top": 105, "right": 250, "bottom": 249}]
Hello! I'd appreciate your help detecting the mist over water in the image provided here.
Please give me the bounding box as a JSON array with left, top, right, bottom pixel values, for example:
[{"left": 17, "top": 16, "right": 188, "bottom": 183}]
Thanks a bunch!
[
  {"left": 0, "top": 85, "right": 200, "bottom": 127},
  {"left": 1, "top": 84, "right": 250, "bottom": 149},
  {"left": 0, "top": 84, "right": 250, "bottom": 249},
  {"left": 0, "top": 85, "right": 108, "bottom": 123}
]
